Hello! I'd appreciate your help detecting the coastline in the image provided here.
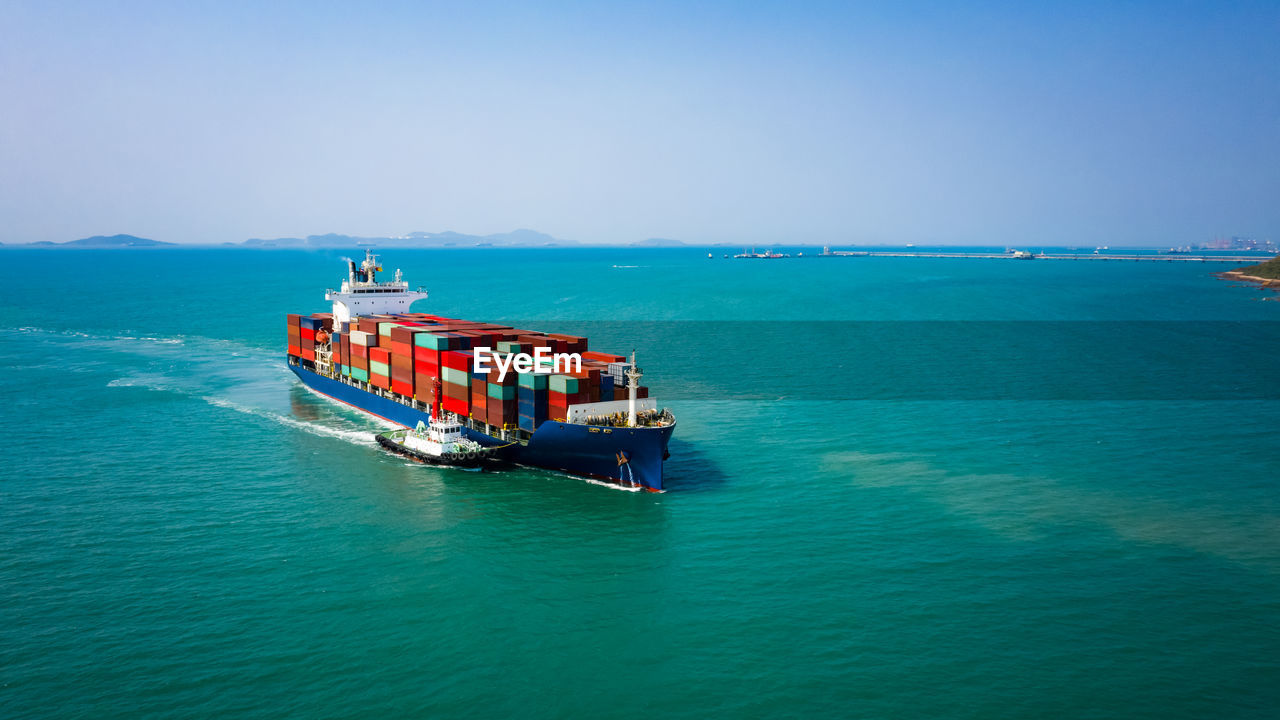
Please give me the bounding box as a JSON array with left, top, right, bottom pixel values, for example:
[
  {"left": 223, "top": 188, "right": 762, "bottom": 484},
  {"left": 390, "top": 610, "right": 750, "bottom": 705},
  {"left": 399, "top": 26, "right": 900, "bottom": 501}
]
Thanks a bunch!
[
  {"left": 1215, "top": 270, "right": 1280, "bottom": 294},
  {"left": 1213, "top": 269, "right": 1274, "bottom": 299}
]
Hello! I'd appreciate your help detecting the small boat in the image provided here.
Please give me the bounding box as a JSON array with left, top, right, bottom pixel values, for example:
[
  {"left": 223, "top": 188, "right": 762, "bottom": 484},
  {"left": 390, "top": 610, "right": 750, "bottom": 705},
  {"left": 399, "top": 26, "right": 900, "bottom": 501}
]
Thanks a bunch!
[{"left": 377, "top": 417, "right": 514, "bottom": 467}]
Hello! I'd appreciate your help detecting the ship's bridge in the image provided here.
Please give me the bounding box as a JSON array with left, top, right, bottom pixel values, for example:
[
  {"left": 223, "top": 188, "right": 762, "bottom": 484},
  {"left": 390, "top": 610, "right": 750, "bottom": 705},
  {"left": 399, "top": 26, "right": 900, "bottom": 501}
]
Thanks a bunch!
[{"left": 325, "top": 249, "right": 428, "bottom": 324}]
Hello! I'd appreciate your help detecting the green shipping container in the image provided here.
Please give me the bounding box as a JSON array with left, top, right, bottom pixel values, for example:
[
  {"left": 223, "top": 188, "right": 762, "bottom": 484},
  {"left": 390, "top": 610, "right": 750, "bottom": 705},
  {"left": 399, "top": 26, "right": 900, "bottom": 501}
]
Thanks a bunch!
[
  {"left": 378, "top": 322, "right": 401, "bottom": 337},
  {"left": 487, "top": 383, "right": 517, "bottom": 400},
  {"left": 497, "top": 340, "right": 522, "bottom": 353},
  {"left": 370, "top": 360, "right": 390, "bottom": 376},
  {"left": 414, "top": 332, "right": 451, "bottom": 349},
  {"left": 351, "top": 367, "right": 370, "bottom": 382},
  {"left": 441, "top": 366, "right": 469, "bottom": 385},
  {"left": 518, "top": 372, "right": 549, "bottom": 389},
  {"left": 550, "top": 374, "right": 579, "bottom": 394}
]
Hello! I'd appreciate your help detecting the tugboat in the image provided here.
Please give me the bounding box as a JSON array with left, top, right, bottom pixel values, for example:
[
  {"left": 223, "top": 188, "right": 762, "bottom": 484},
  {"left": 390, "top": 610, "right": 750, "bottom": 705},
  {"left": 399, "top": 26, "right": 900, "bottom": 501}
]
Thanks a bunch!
[
  {"left": 377, "top": 417, "right": 514, "bottom": 467},
  {"left": 376, "top": 379, "right": 515, "bottom": 467}
]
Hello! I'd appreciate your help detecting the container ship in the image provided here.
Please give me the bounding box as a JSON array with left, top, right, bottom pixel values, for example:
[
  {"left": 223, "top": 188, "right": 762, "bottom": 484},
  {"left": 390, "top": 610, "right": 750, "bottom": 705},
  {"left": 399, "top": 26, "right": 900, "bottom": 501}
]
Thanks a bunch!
[{"left": 286, "top": 251, "right": 676, "bottom": 491}]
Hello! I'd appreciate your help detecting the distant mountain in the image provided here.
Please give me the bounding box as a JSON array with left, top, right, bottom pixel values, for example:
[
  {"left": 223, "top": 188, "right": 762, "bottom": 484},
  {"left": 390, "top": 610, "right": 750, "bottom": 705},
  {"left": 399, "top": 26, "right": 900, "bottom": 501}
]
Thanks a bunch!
[
  {"left": 242, "top": 233, "right": 381, "bottom": 248},
  {"left": 241, "top": 229, "right": 573, "bottom": 248},
  {"left": 3, "top": 229, "right": 579, "bottom": 249},
  {"left": 0, "top": 234, "right": 173, "bottom": 248},
  {"left": 482, "top": 229, "right": 564, "bottom": 246},
  {"left": 65, "top": 234, "right": 173, "bottom": 247},
  {"left": 631, "top": 237, "right": 686, "bottom": 247}
]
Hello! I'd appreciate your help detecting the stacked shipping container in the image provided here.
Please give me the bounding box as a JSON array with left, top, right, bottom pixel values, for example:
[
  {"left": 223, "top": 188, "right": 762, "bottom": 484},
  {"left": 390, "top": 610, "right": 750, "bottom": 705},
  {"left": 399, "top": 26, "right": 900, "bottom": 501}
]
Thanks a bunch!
[{"left": 288, "top": 313, "right": 647, "bottom": 432}]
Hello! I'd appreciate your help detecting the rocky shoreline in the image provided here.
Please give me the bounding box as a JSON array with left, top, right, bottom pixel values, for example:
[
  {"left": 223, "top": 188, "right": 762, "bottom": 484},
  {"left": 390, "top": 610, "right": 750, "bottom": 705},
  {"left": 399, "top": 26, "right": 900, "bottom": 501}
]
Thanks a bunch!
[
  {"left": 1215, "top": 270, "right": 1280, "bottom": 300},
  {"left": 1217, "top": 270, "right": 1279, "bottom": 285}
]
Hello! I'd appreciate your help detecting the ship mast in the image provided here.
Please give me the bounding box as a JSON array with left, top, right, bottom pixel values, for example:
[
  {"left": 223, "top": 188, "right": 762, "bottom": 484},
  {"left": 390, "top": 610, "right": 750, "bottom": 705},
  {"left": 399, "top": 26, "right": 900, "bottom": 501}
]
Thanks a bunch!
[{"left": 626, "top": 351, "right": 643, "bottom": 427}]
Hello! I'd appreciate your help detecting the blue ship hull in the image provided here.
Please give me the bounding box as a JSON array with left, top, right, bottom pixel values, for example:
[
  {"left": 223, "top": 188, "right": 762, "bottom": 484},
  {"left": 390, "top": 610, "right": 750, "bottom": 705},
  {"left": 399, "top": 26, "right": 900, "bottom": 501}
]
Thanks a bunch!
[{"left": 288, "top": 361, "right": 674, "bottom": 491}]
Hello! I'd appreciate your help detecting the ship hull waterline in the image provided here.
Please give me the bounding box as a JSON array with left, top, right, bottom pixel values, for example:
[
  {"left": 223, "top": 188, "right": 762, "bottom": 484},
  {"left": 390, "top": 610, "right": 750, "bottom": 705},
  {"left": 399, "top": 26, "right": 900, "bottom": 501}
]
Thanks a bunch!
[{"left": 289, "top": 360, "right": 673, "bottom": 491}]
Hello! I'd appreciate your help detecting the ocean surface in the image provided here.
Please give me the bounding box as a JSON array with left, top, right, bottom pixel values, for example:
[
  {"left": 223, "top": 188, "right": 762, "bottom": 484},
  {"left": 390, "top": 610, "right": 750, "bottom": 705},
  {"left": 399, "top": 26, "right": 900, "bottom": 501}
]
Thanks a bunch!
[{"left": 1, "top": 248, "right": 1277, "bottom": 718}]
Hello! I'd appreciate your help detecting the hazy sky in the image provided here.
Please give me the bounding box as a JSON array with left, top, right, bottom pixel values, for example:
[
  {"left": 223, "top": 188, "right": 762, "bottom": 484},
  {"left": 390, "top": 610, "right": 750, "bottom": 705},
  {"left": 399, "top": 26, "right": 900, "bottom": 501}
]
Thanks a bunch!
[{"left": 2, "top": 1, "right": 1276, "bottom": 245}]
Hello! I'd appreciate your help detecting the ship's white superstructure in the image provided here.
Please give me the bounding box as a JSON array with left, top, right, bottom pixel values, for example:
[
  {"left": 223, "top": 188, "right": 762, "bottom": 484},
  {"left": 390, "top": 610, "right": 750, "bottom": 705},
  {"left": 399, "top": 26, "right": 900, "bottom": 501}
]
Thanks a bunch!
[
  {"left": 325, "top": 250, "right": 429, "bottom": 327},
  {"left": 400, "top": 419, "right": 484, "bottom": 458}
]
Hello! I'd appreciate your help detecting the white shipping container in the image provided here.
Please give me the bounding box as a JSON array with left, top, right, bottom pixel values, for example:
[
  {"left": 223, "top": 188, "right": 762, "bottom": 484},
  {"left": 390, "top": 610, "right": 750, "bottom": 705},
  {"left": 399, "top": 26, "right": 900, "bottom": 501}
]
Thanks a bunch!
[{"left": 607, "top": 362, "right": 632, "bottom": 387}]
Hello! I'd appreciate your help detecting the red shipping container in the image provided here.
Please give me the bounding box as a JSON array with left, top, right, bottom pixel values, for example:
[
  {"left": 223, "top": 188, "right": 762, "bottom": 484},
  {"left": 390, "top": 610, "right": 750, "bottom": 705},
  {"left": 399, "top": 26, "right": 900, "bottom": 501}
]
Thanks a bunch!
[
  {"left": 443, "top": 381, "right": 469, "bottom": 401},
  {"left": 391, "top": 378, "right": 413, "bottom": 396},
  {"left": 351, "top": 344, "right": 368, "bottom": 359},
  {"left": 370, "top": 373, "right": 390, "bottom": 389},
  {"left": 350, "top": 356, "right": 369, "bottom": 371},
  {"left": 472, "top": 402, "right": 488, "bottom": 424},
  {"left": 301, "top": 348, "right": 315, "bottom": 361},
  {"left": 369, "top": 346, "right": 390, "bottom": 364},
  {"left": 389, "top": 325, "right": 426, "bottom": 343},
  {"left": 613, "top": 386, "right": 625, "bottom": 401},
  {"left": 391, "top": 353, "right": 413, "bottom": 373},
  {"left": 487, "top": 397, "right": 517, "bottom": 426},
  {"left": 388, "top": 340, "right": 413, "bottom": 358},
  {"left": 441, "top": 395, "right": 469, "bottom": 416},
  {"left": 301, "top": 327, "right": 315, "bottom": 342},
  {"left": 442, "top": 350, "right": 472, "bottom": 371},
  {"left": 519, "top": 334, "right": 550, "bottom": 348},
  {"left": 582, "top": 351, "right": 625, "bottom": 363},
  {"left": 391, "top": 364, "right": 413, "bottom": 384},
  {"left": 287, "top": 344, "right": 301, "bottom": 357}
]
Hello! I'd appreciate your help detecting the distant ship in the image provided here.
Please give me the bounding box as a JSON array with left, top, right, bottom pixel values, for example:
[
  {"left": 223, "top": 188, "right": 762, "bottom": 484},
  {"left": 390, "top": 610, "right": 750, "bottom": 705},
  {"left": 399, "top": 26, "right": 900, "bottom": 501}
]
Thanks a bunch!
[{"left": 733, "top": 247, "right": 790, "bottom": 259}]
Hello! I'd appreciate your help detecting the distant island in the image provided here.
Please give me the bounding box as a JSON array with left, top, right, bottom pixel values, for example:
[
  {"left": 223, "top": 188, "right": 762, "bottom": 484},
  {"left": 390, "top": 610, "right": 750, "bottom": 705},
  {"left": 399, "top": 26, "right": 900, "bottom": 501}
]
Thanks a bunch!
[
  {"left": 24, "top": 233, "right": 175, "bottom": 247},
  {"left": 0, "top": 229, "right": 569, "bottom": 249},
  {"left": 243, "top": 229, "right": 572, "bottom": 249},
  {"left": 0, "top": 228, "right": 706, "bottom": 249}
]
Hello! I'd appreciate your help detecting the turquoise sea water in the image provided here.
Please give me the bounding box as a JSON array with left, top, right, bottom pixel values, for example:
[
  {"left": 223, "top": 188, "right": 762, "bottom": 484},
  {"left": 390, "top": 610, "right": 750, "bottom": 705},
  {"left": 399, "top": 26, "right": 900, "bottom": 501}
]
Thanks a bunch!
[{"left": 1, "top": 248, "right": 1277, "bottom": 718}]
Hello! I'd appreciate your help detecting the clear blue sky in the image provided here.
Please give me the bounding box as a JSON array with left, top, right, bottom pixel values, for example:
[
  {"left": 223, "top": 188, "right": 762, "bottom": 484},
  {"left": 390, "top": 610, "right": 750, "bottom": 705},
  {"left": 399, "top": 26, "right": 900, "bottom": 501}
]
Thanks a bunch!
[{"left": 1, "top": 1, "right": 1276, "bottom": 245}]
